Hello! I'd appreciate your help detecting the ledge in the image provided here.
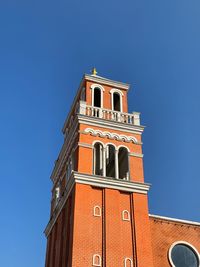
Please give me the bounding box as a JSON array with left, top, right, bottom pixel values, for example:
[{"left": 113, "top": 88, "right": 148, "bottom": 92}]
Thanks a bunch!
[
  {"left": 149, "top": 214, "right": 200, "bottom": 227},
  {"left": 44, "top": 172, "right": 151, "bottom": 237}
]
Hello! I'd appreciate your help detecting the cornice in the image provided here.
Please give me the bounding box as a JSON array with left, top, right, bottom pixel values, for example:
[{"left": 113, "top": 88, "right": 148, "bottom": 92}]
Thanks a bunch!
[
  {"left": 45, "top": 172, "right": 151, "bottom": 237},
  {"left": 73, "top": 172, "right": 150, "bottom": 193},
  {"left": 84, "top": 74, "right": 130, "bottom": 90},
  {"left": 149, "top": 214, "right": 200, "bottom": 227},
  {"left": 78, "top": 114, "right": 144, "bottom": 135}
]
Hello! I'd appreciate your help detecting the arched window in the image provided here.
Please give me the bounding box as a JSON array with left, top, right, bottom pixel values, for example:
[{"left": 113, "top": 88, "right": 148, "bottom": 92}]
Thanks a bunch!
[
  {"left": 110, "top": 89, "right": 123, "bottom": 112},
  {"left": 94, "top": 88, "right": 101, "bottom": 108},
  {"left": 124, "top": 258, "right": 133, "bottom": 267},
  {"left": 94, "top": 143, "right": 104, "bottom": 176},
  {"left": 118, "top": 147, "right": 129, "bottom": 180},
  {"left": 93, "top": 206, "right": 101, "bottom": 217},
  {"left": 122, "top": 210, "right": 130, "bottom": 221},
  {"left": 92, "top": 254, "right": 101, "bottom": 266},
  {"left": 106, "top": 144, "right": 115, "bottom": 178},
  {"left": 113, "top": 92, "right": 121, "bottom": 111}
]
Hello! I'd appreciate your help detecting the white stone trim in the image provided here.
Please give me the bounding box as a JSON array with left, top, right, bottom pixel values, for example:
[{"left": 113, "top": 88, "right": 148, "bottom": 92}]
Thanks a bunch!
[
  {"left": 51, "top": 122, "right": 78, "bottom": 182},
  {"left": 110, "top": 88, "right": 124, "bottom": 112},
  {"left": 118, "top": 145, "right": 130, "bottom": 152},
  {"left": 74, "top": 172, "right": 150, "bottom": 194},
  {"left": 92, "top": 254, "right": 101, "bottom": 266},
  {"left": 83, "top": 128, "right": 139, "bottom": 144},
  {"left": 91, "top": 84, "right": 105, "bottom": 108},
  {"left": 124, "top": 257, "right": 133, "bottom": 267},
  {"left": 149, "top": 214, "right": 200, "bottom": 227},
  {"left": 93, "top": 206, "right": 101, "bottom": 217},
  {"left": 85, "top": 74, "right": 130, "bottom": 90},
  {"left": 45, "top": 172, "right": 151, "bottom": 237},
  {"left": 122, "top": 210, "right": 130, "bottom": 221},
  {"left": 78, "top": 115, "right": 144, "bottom": 135},
  {"left": 168, "top": 241, "right": 200, "bottom": 267},
  {"left": 129, "top": 152, "right": 144, "bottom": 158},
  {"left": 78, "top": 142, "right": 93, "bottom": 149}
]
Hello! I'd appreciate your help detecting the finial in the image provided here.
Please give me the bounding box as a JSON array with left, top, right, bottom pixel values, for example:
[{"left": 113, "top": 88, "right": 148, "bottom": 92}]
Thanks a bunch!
[{"left": 91, "top": 67, "right": 97, "bottom": 76}]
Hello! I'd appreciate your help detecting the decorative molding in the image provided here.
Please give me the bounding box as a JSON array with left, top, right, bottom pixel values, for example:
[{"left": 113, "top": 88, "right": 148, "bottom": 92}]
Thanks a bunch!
[
  {"left": 110, "top": 88, "right": 124, "bottom": 96},
  {"left": 78, "top": 114, "right": 144, "bottom": 135},
  {"left": 129, "top": 152, "right": 144, "bottom": 158},
  {"left": 85, "top": 74, "right": 130, "bottom": 90},
  {"left": 45, "top": 172, "right": 151, "bottom": 237},
  {"left": 51, "top": 121, "right": 78, "bottom": 182},
  {"left": 83, "top": 128, "right": 139, "bottom": 144},
  {"left": 149, "top": 214, "right": 200, "bottom": 227},
  {"left": 110, "top": 88, "right": 124, "bottom": 112},
  {"left": 122, "top": 210, "right": 130, "bottom": 221},
  {"left": 78, "top": 142, "right": 93, "bottom": 149},
  {"left": 74, "top": 172, "right": 150, "bottom": 194},
  {"left": 91, "top": 84, "right": 105, "bottom": 108},
  {"left": 168, "top": 241, "right": 200, "bottom": 267}
]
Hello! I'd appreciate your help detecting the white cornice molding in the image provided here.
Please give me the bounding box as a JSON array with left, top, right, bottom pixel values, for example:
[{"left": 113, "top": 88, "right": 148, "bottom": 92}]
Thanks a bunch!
[
  {"left": 84, "top": 74, "right": 130, "bottom": 90},
  {"left": 82, "top": 128, "right": 140, "bottom": 144},
  {"left": 78, "top": 142, "right": 93, "bottom": 149},
  {"left": 149, "top": 214, "right": 200, "bottom": 227},
  {"left": 129, "top": 152, "right": 144, "bottom": 158},
  {"left": 73, "top": 172, "right": 150, "bottom": 193},
  {"left": 44, "top": 175, "right": 75, "bottom": 237},
  {"left": 51, "top": 121, "right": 79, "bottom": 182},
  {"left": 78, "top": 115, "right": 144, "bottom": 135},
  {"left": 45, "top": 172, "right": 151, "bottom": 237}
]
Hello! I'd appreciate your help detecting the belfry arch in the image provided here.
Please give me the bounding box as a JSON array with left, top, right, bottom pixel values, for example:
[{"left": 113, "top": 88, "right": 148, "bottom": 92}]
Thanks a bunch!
[
  {"left": 106, "top": 144, "right": 116, "bottom": 178},
  {"left": 93, "top": 142, "right": 104, "bottom": 176},
  {"left": 118, "top": 147, "right": 129, "bottom": 180}
]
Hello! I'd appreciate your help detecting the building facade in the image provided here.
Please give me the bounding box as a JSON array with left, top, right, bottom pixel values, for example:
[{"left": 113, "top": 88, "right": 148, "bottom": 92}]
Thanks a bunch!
[{"left": 44, "top": 72, "right": 200, "bottom": 267}]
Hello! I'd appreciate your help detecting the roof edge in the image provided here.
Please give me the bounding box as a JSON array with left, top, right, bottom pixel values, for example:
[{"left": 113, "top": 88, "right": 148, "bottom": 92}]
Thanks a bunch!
[{"left": 149, "top": 214, "right": 200, "bottom": 227}]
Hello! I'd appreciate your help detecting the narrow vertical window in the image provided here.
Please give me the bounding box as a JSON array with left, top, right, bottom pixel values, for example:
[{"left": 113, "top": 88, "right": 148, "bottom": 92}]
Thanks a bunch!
[
  {"left": 54, "top": 186, "right": 60, "bottom": 207},
  {"left": 93, "top": 88, "right": 101, "bottom": 108},
  {"left": 122, "top": 210, "right": 130, "bottom": 221},
  {"left": 106, "top": 145, "right": 115, "bottom": 178},
  {"left": 94, "top": 143, "right": 104, "bottom": 176},
  {"left": 93, "top": 206, "right": 101, "bottom": 217},
  {"left": 113, "top": 92, "right": 121, "bottom": 111},
  {"left": 124, "top": 258, "right": 133, "bottom": 267},
  {"left": 80, "top": 87, "right": 86, "bottom": 101},
  {"left": 118, "top": 147, "right": 129, "bottom": 180},
  {"left": 92, "top": 254, "right": 101, "bottom": 266},
  {"left": 66, "top": 158, "right": 72, "bottom": 181}
]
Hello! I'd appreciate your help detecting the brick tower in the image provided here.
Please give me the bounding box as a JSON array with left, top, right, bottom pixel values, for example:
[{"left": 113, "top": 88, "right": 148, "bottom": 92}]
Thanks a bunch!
[{"left": 44, "top": 70, "right": 154, "bottom": 267}]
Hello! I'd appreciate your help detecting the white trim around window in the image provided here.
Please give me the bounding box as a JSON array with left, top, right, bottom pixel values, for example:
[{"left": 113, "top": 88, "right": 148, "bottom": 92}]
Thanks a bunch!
[
  {"left": 168, "top": 241, "right": 200, "bottom": 267},
  {"left": 110, "top": 88, "right": 124, "bottom": 112},
  {"left": 91, "top": 84, "right": 105, "bottom": 108}
]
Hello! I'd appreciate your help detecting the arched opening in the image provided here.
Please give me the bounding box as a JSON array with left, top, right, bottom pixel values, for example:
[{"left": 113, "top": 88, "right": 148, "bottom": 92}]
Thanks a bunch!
[
  {"left": 94, "top": 143, "right": 103, "bottom": 176},
  {"left": 106, "top": 145, "right": 115, "bottom": 178},
  {"left": 122, "top": 210, "right": 130, "bottom": 221},
  {"left": 118, "top": 147, "right": 129, "bottom": 180},
  {"left": 113, "top": 92, "right": 121, "bottom": 111},
  {"left": 94, "top": 88, "right": 101, "bottom": 108},
  {"left": 93, "top": 206, "right": 101, "bottom": 217},
  {"left": 92, "top": 254, "right": 101, "bottom": 266},
  {"left": 124, "top": 258, "right": 133, "bottom": 267}
]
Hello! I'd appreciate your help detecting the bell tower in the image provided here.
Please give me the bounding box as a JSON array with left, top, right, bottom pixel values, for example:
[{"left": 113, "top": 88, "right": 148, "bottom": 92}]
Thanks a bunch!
[{"left": 44, "top": 71, "right": 154, "bottom": 267}]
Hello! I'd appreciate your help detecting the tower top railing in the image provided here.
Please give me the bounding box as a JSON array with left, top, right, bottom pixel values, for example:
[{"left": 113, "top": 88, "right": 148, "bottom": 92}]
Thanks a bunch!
[{"left": 79, "top": 101, "right": 140, "bottom": 126}]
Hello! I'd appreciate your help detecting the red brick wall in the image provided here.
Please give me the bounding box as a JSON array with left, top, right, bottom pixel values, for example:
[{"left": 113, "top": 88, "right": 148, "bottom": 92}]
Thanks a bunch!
[{"left": 150, "top": 216, "right": 200, "bottom": 267}]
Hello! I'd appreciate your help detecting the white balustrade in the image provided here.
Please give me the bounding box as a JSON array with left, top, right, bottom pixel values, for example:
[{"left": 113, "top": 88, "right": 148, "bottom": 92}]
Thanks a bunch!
[{"left": 78, "top": 102, "right": 140, "bottom": 126}]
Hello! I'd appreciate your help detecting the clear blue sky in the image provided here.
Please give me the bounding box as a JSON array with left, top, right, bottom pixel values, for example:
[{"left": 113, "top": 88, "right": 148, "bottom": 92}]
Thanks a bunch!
[{"left": 0, "top": 0, "right": 200, "bottom": 266}]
